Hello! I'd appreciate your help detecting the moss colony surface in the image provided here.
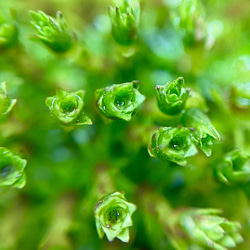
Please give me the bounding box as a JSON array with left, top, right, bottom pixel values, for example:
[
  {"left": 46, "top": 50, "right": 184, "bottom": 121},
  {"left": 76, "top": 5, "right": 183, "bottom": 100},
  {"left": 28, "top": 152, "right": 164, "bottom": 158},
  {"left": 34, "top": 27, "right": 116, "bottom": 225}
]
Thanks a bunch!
[{"left": 0, "top": 0, "right": 250, "bottom": 249}]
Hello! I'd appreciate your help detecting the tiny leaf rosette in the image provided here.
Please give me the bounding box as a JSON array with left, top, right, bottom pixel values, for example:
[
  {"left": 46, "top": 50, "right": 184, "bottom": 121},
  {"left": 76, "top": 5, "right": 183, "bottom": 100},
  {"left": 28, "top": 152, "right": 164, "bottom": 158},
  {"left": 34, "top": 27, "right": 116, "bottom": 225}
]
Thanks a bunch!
[
  {"left": 95, "top": 81, "right": 145, "bottom": 121},
  {"left": 215, "top": 150, "right": 250, "bottom": 184},
  {"left": 0, "top": 81, "right": 17, "bottom": 121},
  {"left": 108, "top": 0, "right": 140, "bottom": 46},
  {"left": 94, "top": 191, "right": 137, "bottom": 243},
  {"left": 155, "top": 77, "right": 189, "bottom": 116},
  {"left": 0, "top": 147, "right": 27, "bottom": 189},
  {"left": 30, "top": 10, "right": 74, "bottom": 53},
  {"left": 182, "top": 108, "right": 222, "bottom": 156},
  {"left": 0, "top": 15, "right": 18, "bottom": 50},
  {"left": 148, "top": 127, "right": 198, "bottom": 166},
  {"left": 45, "top": 89, "right": 92, "bottom": 126},
  {"left": 179, "top": 208, "right": 243, "bottom": 249}
]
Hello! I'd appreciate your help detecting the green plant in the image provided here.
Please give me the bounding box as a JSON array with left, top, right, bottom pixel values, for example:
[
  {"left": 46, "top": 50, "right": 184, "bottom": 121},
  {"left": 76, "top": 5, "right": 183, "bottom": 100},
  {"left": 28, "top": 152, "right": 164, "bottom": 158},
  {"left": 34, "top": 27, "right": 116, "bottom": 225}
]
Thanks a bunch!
[
  {"left": 155, "top": 77, "right": 189, "bottom": 116},
  {"left": 0, "top": 0, "right": 249, "bottom": 249},
  {"left": 95, "top": 192, "right": 136, "bottom": 242},
  {"left": 30, "top": 10, "right": 75, "bottom": 53},
  {"left": 0, "top": 147, "right": 27, "bottom": 189},
  {"left": 45, "top": 89, "right": 92, "bottom": 126},
  {"left": 95, "top": 81, "right": 145, "bottom": 121},
  {"left": 108, "top": 0, "right": 140, "bottom": 46}
]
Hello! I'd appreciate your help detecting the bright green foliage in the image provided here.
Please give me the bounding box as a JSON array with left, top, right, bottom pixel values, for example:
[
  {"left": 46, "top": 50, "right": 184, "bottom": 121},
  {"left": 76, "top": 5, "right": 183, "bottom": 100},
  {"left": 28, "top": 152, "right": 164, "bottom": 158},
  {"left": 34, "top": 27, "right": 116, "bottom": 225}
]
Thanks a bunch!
[
  {"left": 232, "top": 55, "right": 250, "bottom": 109},
  {"left": 95, "top": 81, "right": 145, "bottom": 121},
  {"left": 179, "top": 0, "right": 205, "bottom": 31},
  {"left": 148, "top": 127, "right": 198, "bottom": 166},
  {"left": 0, "top": 0, "right": 249, "bottom": 249},
  {"left": 170, "top": 0, "right": 206, "bottom": 44},
  {"left": 30, "top": 10, "right": 74, "bottom": 53},
  {"left": 0, "top": 81, "right": 16, "bottom": 121},
  {"left": 231, "top": 56, "right": 250, "bottom": 108},
  {"left": 232, "top": 82, "right": 250, "bottom": 108},
  {"left": 108, "top": 0, "right": 140, "bottom": 45},
  {"left": 94, "top": 192, "right": 136, "bottom": 242},
  {"left": 45, "top": 89, "right": 92, "bottom": 126},
  {"left": 0, "top": 147, "right": 27, "bottom": 189},
  {"left": 179, "top": 208, "right": 243, "bottom": 250},
  {"left": 155, "top": 77, "right": 189, "bottom": 115},
  {"left": 215, "top": 150, "right": 250, "bottom": 184},
  {"left": 182, "top": 108, "right": 222, "bottom": 156},
  {"left": 0, "top": 14, "right": 18, "bottom": 49}
]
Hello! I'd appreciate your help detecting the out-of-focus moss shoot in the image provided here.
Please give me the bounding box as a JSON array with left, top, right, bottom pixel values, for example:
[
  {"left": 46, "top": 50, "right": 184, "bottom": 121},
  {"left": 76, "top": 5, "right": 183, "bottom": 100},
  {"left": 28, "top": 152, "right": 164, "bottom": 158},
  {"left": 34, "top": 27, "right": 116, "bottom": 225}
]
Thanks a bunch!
[
  {"left": 0, "top": 147, "right": 27, "bottom": 189},
  {"left": 182, "top": 108, "right": 221, "bottom": 156},
  {"left": 30, "top": 10, "right": 75, "bottom": 53},
  {"left": 232, "top": 82, "right": 250, "bottom": 108},
  {"left": 216, "top": 150, "right": 250, "bottom": 184},
  {"left": 231, "top": 56, "right": 250, "bottom": 108},
  {"left": 45, "top": 89, "right": 92, "bottom": 126},
  {"left": 185, "top": 89, "right": 208, "bottom": 111},
  {"left": 148, "top": 127, "right": 198, "bottom": 166},
  {"left": 0, "top": 82, "right": 17, "bottom": 122},
  {"left": 108, "top": 0, "right": 140, "bottom": 46},
  {"left": 95, "top": 81, "right": 145, "bottom": 121},
  {"left": 94, "top": 192, "right": 136, "bottom": 242},
  {"left": 179, "top": 208, "right": 243, "bottom": 249},
  {"left": 173, "top": 0, "right": 206, "bottom": 45},
  {"left": 0, "top": 14, "right": 18, "bottom": 50},
  {"left": 155, "top": 77, "right": 189, "bottom": 116}
]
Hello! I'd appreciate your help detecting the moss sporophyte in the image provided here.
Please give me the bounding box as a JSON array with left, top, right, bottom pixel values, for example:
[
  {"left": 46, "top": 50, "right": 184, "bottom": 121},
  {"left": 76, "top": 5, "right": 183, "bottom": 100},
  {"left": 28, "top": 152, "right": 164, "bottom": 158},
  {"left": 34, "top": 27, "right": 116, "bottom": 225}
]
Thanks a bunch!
[
  {"left": 45, "top": 89, "right": 92, "bottom": 126},
  {"left": 94, "top": 192, "right": 136, "bottom": 242},
  {"left": 0, "top": 147, "right": 27, "bottom": 189},
  {"left": 95, "top": 81, "right": 145, "bottom": 121}
]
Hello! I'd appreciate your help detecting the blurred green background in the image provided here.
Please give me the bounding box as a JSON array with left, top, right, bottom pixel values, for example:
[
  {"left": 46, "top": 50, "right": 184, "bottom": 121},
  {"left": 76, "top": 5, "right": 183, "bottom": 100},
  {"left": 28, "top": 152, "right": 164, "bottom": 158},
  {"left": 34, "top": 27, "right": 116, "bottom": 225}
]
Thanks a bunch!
[{"left": 0, "top": 0, "right": 250, "bottom": 249}]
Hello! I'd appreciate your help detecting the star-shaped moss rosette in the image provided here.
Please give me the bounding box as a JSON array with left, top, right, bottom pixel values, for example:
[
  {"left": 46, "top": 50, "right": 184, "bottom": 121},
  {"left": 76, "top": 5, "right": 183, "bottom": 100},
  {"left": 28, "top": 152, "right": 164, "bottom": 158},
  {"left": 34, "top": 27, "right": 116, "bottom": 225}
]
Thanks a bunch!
[
  {"left": 95, "top": 81, "right": 145, "bottom": 121},
  {"left": 108, "top": 0, "right": 140, "bottom": 46},
  {"left": 45, "top": 89, "right": 92, "bottom": 126},
  {"left": 181, "top": 108, "right": 222, "bottom": 156},
  {"left": 0, "top": 147, "right": 27, "bottom": 189},
  {"left": 0, "top": 82, "right": 17, "bottom": 121},
  {"left": 179, "top": 208, "right": 243, "bottom": 249},
  {"left": 148, "top": 127, "right": 198, "bottom": 166},
  {"left": 94, "top": 192, "right": 137, "bottom": 242},
  {"left": 0, "top": 14, "right": 18, "bottom": 50},
  {"left": 215, "top": 150, "right": 250, "bottom": 184},
  {"left": 155, "top": 77, "right": 189, "bottom": 116},
  {"left": 30, "top": 10, "right": 74, "bottom": 53}
]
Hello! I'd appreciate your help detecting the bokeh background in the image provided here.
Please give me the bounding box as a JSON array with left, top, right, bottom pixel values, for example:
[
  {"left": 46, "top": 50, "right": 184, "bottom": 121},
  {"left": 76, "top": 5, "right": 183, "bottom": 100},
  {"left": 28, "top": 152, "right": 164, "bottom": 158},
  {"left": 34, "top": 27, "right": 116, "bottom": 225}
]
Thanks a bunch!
[{"left": 0, "top": 0, "right": 250, "bottom": 249}]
